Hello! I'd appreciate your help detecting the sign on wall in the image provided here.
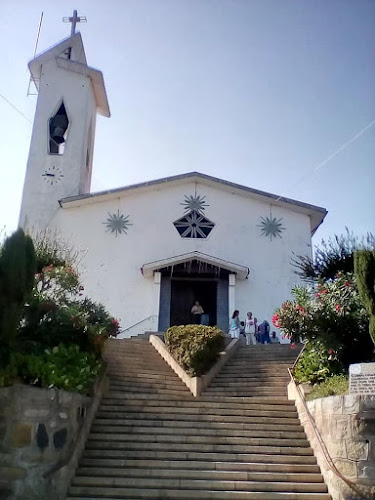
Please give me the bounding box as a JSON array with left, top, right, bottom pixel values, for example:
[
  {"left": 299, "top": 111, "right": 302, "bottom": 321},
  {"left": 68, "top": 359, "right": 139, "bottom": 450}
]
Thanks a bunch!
[{"left": 349, "top": 362, "right": 375, "bottom": 395}]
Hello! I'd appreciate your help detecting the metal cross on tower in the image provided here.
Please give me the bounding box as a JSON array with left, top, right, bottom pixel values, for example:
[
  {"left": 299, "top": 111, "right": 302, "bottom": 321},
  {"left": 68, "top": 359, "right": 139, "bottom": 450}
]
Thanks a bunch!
[{"left": 63, "top": 10, "right": 87, "bottom": 36}]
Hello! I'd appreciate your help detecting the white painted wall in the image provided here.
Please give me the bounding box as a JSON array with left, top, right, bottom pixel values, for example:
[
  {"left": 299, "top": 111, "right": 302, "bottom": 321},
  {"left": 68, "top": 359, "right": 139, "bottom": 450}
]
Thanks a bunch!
[
  {"left": 19, "top": 57, "right": 97, "bottom": 233},
  {"left": 51, "top": 180, "right": 313, "bottom": 341}
]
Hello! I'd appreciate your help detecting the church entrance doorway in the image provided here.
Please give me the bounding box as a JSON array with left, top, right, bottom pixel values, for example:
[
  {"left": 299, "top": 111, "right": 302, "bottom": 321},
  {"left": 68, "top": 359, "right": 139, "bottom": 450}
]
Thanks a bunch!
[
  {"left": 170, "top": 279, "right": 217, "bottom": 327},
  {"left": 157, "top": 259, "right": 230, "bottom": 332}
]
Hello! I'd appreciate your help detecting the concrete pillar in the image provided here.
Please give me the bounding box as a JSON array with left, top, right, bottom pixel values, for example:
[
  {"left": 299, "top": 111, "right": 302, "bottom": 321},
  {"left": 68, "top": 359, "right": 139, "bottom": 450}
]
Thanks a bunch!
[
  {"left": 153, "top": 272, "right": 161, "bottom": 331},
  {"left": 228, "top": 273, "right": 236, "bottom": 319}
]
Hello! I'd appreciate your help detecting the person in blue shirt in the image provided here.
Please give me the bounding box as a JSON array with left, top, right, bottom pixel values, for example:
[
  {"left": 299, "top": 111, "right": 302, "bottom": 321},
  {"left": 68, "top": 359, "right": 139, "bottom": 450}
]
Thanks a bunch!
[
  {"left": 258, "top": 320, "right": 271, "bottom": 344},
  {"left": 229, "top": 310, "right": 241, "bottom": 339}
]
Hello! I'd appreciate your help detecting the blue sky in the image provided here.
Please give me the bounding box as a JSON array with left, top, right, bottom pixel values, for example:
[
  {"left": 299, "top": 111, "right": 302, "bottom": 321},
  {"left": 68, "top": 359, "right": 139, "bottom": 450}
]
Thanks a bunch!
[{"left": 1, "top": 0, "right": 374, "bottom": 247}]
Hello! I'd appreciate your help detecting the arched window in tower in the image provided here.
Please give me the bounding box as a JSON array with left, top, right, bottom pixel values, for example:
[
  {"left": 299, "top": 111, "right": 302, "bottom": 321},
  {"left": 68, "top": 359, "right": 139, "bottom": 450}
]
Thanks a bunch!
[{"left": 49, "top": 102, "right": 69, "bottom": 155}]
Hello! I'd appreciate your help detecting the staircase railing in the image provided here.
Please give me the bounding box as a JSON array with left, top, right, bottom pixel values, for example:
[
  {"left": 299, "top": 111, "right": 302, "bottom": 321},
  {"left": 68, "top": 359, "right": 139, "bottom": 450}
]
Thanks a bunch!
[
  {"left": 120, "top": 314, "right": 158, "bottom": 337},
  {"left": 288, "top": 367, "right": 365, "bottom": 498}
]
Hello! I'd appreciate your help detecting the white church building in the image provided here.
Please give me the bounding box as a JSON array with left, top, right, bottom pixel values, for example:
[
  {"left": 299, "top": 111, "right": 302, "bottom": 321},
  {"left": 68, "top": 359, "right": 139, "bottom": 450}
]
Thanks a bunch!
[{"left": 19, "top": 29, "right": 327, "bottom": 339}]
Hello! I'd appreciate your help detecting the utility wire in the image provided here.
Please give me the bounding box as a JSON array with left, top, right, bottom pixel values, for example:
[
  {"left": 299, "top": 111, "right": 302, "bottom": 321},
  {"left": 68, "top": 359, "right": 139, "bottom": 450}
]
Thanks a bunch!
[
  {"left": 274, "top": 118, "right": 375, "bottom": 203},
  {"left": 0, "top": 93, "right": 32, "bottom": 124}
]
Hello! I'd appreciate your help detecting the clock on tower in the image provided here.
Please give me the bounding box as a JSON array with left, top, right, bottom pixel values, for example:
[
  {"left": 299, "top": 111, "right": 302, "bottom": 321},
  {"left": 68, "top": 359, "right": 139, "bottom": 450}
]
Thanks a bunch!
[{"left": 19, "top": 23, "right": 110, "bottom": 233}]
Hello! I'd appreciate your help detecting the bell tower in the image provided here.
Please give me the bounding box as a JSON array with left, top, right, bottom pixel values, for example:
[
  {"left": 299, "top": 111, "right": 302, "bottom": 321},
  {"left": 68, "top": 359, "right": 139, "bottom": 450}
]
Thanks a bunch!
[{"left": 19, "top": 14, "right": 110, "bottom": 233}]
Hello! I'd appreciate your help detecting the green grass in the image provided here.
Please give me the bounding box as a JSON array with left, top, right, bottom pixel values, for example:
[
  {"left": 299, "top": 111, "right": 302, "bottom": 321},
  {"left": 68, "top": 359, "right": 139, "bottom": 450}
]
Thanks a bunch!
[{"left": 306, "top": 375, "right": 349, "bottom": 401}]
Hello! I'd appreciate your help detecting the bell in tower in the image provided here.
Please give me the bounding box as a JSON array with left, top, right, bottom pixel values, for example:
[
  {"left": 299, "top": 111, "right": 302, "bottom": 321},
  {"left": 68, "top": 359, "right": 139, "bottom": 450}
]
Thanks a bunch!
[{"left": 49, "top": 102, "right": 69, "bottom": 154}]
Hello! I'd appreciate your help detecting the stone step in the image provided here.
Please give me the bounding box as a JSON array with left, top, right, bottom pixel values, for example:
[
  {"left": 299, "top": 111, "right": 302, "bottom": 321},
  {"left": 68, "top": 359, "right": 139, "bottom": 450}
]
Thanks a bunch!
[
  {"left": 88, "top": 433, "right": 310, "bottom": 447},
  {"left": 109, "top": 379, "right": 188, "bottom": 390},
  {"left": 215, "top": 372, "right": 291, "bottom": 379},
  {"left": 75, "top": 467, "right": 325, "bottom": 484},
  {"left": 91, "top": 424, "right": 306, "bottom": 439},
  {"left": 67, "top": 492, "right": 330, "bottom": 500},
  {"left": 98, "top": 405, "right": 298, "bottom": 419},
  {"left": 109, "top": 373, "right": 180, "bottom": 382},
  {"left": 106, "top": 388, "right": 192, "bottom": 397},
  {"left": 203, "top": 390, "right": 288, "bottom": 397},
  {"left": 93, "top": 418, "right": 303, "bottom": 432},
  {"left": 68, "top": 490, "right": 330, "bottom": 500},
  {"left": 95, "top": 411, "right": 302, "bottom": 425},
  {"left": 85, "top": 440, "right": 314, "bottom": 455},
  {"left": 69, "top": 476, "right": 328, "bottom": 493},
  {"left": 214, "top": 377, "right": 291, "bottom": 382},
  {"left": 101, "top": 396, "right": 297, "bottom": 411},
  {"left": 79, "top": 458, "right": 321, "bottom": 474},
  {"left": 219, "top": 366, "right": 292, "bottom": 372},
  {"left": 82, "top": 449, "right": 318, "bottom": 464}
]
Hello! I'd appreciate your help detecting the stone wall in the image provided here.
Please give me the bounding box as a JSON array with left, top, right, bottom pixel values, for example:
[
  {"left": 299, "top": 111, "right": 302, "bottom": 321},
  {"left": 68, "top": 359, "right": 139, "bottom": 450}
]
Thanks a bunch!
[
  {"left": 289, "top": 381, "right": 375, "bottom": 500},
  {"left": 0, "top": 384, "right": 91, "bottom": 500}
]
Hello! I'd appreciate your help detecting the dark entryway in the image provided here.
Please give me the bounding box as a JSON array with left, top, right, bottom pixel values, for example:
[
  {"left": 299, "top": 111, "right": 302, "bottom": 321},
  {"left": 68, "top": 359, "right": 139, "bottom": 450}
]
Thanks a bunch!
[
  {"left": 170, "top": 279, "right": 217, "bottom": 326},
  {"left": 157, "top": 259, "right": 230, "bottom": 332}
]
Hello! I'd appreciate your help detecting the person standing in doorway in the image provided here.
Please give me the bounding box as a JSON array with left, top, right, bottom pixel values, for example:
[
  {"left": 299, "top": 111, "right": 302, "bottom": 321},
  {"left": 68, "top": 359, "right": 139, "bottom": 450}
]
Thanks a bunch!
[
  {"left": 259, "top": 320, "right": 271, "bottom": 344},
  {"left": 229, "top": 310, "right": 241, "bottom": 339},
  {"left": 191, "top": 300, "right": 204, "bottom": 324},
  {"left": 245, "top": 312, "right": 256, "bottom": 345}
]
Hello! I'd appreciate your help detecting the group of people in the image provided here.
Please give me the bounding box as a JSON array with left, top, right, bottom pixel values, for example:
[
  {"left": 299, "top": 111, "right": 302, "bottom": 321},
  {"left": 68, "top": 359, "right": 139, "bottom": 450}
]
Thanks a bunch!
[{"left": 229, "top": 310, "right": 280, "bottom": 345}]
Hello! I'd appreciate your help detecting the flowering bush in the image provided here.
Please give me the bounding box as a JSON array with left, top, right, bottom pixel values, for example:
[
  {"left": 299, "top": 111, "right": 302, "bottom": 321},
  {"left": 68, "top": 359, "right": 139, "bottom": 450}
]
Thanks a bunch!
[
  {"left": 273, "top": 274, "right": 373, "bottom": 382},
  {"left": 0, "top": 234, "right": 120, "bottom": 392}
]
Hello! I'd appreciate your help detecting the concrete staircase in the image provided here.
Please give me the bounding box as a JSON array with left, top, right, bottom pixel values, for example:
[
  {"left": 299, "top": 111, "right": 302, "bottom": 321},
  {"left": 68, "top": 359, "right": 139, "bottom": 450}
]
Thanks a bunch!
[{"left": 67, "top": 339, "right": 330, "bottom": 499}]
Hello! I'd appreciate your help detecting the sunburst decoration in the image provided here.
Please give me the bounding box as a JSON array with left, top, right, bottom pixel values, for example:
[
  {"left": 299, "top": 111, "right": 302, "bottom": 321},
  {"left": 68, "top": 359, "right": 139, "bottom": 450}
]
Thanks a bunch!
[
  {"left": 258, "top": 216, "right": 285, "bottom": 241},
  {"left": 103, "top": 210, "right": 132, "bottom": 237},
  {"left": 180, "top": 194, "right": 209, "bottom": 213}
]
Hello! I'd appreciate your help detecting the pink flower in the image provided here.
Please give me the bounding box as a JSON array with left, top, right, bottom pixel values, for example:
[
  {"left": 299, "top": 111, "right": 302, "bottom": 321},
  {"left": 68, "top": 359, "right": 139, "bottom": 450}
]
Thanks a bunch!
[
  {"left": 290, "top": 343, "right": 296, "bottom": 349},
  {"left": 328, "top": 349, "right": 335, "bottom": 355},
  {"left": 335, "top": 304, "right": 340, "bottom": 312},
  {"left": 272, "top": 313, "right": 281, "bottom": 328}
]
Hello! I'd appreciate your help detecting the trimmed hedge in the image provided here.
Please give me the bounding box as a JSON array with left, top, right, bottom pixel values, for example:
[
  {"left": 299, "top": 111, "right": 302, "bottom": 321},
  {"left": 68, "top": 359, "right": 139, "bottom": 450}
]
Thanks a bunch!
[{"left": 165, "top": 324, "right": 225, "bottom": 377}]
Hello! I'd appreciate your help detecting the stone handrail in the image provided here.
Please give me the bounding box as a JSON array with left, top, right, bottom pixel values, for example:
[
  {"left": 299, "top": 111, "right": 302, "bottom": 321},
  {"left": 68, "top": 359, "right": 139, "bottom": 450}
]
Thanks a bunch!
[{"left": 149, "top": 334, "right": 240, "bottom": 397}]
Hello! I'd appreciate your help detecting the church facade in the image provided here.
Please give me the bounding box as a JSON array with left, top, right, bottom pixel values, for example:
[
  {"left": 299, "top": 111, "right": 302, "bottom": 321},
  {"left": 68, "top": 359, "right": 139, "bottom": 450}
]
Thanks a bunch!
[{"left": 19, "top": 31, "right": 327, "bottom": 339}]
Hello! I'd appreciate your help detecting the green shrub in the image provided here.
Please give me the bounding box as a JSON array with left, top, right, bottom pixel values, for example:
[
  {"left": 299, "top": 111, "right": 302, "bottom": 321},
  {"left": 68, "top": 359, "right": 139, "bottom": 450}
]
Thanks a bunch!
[
  {"left": 294, "top": 340, "right": 345, "bottom": 384},
  {"left": 354, "top": 249, "right": 375, "bottom": 345},
  {"left": 306, "top": 375, "right": 349, "bottom": 401},
  {"left": 0, "top": 229, "right": 36, "bottom": 364},
  {"left": 165, "top": 324, "right": 225, "bottom": 377},
  {"left": 14, "top": 344, "right": 103, "bottom": 394}
]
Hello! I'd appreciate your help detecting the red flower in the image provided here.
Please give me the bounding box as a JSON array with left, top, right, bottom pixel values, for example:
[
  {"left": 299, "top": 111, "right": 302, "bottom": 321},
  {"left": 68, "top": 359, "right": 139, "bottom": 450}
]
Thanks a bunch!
[
  {"left": 335, "top": 304, "right": 340, "bottom": 312},
  {"left": 344, "top": 281, "right": 350, "bottom": 287},
  {"left": 290, "top": 343, "right": 296, "bottom": 349},
  {"left": 328, "top": 349, "right": 335, "bottom": 355}
]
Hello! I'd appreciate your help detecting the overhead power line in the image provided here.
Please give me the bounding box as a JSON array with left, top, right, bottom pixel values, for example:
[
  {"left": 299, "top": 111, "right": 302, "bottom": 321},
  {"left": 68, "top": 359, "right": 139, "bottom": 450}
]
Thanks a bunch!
[{"left": 0, "top": 93, "right": 32, "bottom": 123}]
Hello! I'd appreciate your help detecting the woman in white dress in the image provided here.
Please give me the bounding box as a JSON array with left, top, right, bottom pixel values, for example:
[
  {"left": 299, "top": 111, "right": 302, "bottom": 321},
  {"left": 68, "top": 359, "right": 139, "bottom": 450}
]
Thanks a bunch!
[{"left": 245, "top": 312, "right": 256, "bottom": 345}]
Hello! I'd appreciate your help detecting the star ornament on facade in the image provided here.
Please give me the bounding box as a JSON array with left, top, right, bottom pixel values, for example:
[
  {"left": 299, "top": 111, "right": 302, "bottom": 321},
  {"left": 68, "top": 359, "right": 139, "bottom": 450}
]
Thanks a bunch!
[
  {"left": 180, "top": 194, "right": 209, "bottom": 213},
  {"left": 258, "top": 216, "right": 285, "bottom": 241},
  {"left": 103, "top": 210, "right": 132, "bottom": 237},
  {"left": 174, "top": 210, "right": 215, "bottom": 239}
]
